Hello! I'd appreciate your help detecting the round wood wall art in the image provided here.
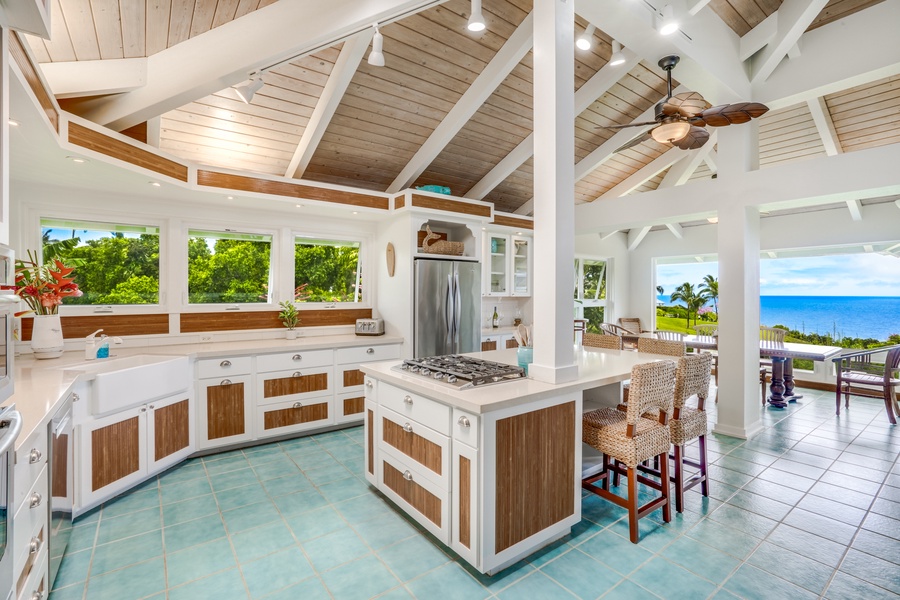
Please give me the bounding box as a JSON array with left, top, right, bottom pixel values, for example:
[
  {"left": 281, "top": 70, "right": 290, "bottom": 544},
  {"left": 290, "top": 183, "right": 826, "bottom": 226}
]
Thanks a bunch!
[{"left": 386, "top": 242, "right": 395, "bottom": 277}]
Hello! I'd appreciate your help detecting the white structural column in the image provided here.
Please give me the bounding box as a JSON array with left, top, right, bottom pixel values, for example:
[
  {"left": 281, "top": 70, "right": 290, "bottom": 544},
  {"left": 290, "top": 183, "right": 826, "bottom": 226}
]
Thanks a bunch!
[
  {"left": 713, "top": 123, "right": 764, "bottom": 439},
  {"left": 0, "top": 27, "right": 8, "bottom": 245},
  {"left": 528, "top": 0, "right": 578, "bottom": 384}
]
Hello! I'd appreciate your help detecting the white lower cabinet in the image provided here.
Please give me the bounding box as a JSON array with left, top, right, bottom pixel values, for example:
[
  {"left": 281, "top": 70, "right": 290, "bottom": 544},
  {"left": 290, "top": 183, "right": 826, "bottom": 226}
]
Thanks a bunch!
[
  {"left": 197, "top": 375, "right": 253, "bottom": 449},
  {"left": 378, "top": 449, "right": 450, "bottom": 545},
  {"left": 78, "top": 392, "right": 193, "bottom": 509}
]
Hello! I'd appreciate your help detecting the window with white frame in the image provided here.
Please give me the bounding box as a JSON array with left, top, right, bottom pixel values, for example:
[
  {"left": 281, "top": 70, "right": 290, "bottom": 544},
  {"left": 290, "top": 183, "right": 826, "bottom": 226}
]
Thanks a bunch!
[
  {"left": 188, "top": 229, "right": 273, "bottom": 304},
  {"left": 574, "top": 257, "right": 608, "bottom": 332},
  {"left": 41, "top": 218, "right": 161, "bottom": 305},
  {"left": 293, "top": 236, "right": 362, "bottom": 303}
]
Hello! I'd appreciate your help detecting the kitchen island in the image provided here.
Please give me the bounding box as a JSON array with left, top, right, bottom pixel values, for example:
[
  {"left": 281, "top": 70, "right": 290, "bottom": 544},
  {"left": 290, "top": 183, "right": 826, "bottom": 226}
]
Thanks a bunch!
[{"left": 360, "top": 346, "right": 673, "bottom": 574}]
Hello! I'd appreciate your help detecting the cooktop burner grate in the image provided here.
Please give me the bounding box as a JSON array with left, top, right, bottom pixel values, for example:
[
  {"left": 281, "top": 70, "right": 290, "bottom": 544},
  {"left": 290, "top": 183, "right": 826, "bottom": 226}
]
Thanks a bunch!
[{"left": 396, "top": 355, "right": 526, "bottom": 388}]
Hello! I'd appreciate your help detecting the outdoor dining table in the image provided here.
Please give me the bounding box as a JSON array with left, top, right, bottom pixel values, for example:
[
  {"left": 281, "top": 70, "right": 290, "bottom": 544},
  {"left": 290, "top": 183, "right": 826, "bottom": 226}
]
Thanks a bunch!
[{"left": 683, "top": 335, "right": 842, "bottom": 408}]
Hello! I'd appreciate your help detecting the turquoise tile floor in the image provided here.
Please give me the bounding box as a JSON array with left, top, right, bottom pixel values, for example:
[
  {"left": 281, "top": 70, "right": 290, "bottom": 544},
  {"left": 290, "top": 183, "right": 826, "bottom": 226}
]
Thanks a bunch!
[{"left": 50, "top": 388, "right": 900, "bottom": 599}]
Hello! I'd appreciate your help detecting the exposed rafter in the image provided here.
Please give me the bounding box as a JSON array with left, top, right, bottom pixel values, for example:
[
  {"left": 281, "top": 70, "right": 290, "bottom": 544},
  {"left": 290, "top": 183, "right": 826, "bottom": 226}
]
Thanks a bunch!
[
  {"left": 285, "top": 30, "right": 373, "bottom": 179},
  {"left": 665, "top": 222, "right": 684, "bottom": 239},
  {"left": 67, "top": 0, "right": 446, "bottom": 131},
  {"left": 739, "top": 13, "right": 777, "bottom": 62},
  {"left": 846, "top": 198, "right": 863, "bottom": 221},
  {"left": 659, "top": 131, "right": 718, "bottom": 188},
  {"left": 627, "top": 225, "right": 652, "bottom": 251},
  {"left": 464, "top": 48, "right": 640, "bottom": 200},
  {"left": 598, "top": 230, "right": 620, "bottom": 241},
  {"left": 386, "top": 11, "right": 535, "bottom": 194},
  {"left": 749, "top": 0, "right": 829, "bottom": 83},
  {"left": 806, "top": 96, "right": 842, "bottom": 156},
  {"left": 600, "top": 148, "right": 684, "bottom": 199},
  {"left": 40, "top": 58, "right": 147, "bottom": 98}
]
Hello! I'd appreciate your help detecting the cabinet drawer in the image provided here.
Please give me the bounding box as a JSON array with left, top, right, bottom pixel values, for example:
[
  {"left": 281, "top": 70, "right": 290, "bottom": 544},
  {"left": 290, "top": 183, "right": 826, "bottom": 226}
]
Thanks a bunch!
[
  {"left": 378, "top": 451, "right": 449, "bottom": 545},
  {"left": 335, "top": 344, "right": 401, "bottom": 365},
  {"left": 379, "top": 382, "right": 450, "bottom": 436},
  {"left": 379, "top": 406, "right": 449, "bottom": 491},
  {"left": 256, "top": 367, "right": 332, "bottom": 405},
  {"left": 13, "top": 466, "right": 48, "bottom": 573},
  {"left": 14, "top": 425, "right": 47, "bottom": 512},
  {"left": 336, "top": 391, "right": 366, "bottom": 425},
  {"left": 336, "top": 364, "right": 366, "bottom": 392},
  {"left": 16, "top": 533, "right": 47, "bottom": 600},
  {"left": 255, "top": 397, "right": 332, "bottom": 439},
  {"left": 452, "top": 408, "right": 479, "bottom": 449},
  {"left": 257, "top": 349, "right": 333, "bottom": 373},
  {"left": 198, "top": 356, "right": 252, "bottom": 379}
]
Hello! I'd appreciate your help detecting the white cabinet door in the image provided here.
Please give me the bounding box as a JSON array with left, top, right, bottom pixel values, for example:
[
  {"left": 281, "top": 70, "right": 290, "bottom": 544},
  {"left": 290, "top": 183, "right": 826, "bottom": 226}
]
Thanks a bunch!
[
  {"left": 147, "top": 393, "right": 194, "bottom": 475},
  {"left": 510, "top": 236, "right": 532, "bottom": 297},
  {"left": 78, "top": 407, "right": 147, "bottom": 509},
  {"left": 197, "top": 375, "right": 254, "bottom": 450},
  {"left": 452, "top": 441, "right": 479, "bottom": 567},
  {"left": 484, "top": 234, "right": 509, "bottom": 296}
]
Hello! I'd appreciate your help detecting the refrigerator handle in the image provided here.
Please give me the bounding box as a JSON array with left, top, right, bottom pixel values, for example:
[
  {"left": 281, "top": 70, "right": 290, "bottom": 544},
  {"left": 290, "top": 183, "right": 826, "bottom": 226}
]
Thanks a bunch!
[
  {"left": 454, "top": 271, "right": 462, "bottom": 349},
  {"left": 445, "top": 273, "right": 455, "bottom": 347}
]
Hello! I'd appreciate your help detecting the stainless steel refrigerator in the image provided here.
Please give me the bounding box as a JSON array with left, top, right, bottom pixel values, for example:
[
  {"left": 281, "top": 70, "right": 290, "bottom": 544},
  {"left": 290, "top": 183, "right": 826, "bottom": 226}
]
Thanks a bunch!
[{"left": 414, "top": 258, "right": 481, "bottom": 358}]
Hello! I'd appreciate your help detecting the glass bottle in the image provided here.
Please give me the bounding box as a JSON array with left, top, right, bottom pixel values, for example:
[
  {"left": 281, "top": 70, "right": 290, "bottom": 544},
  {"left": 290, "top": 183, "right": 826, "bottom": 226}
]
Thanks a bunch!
[{"left": 492, "top": 306, "right": 499, "bottom": 328}]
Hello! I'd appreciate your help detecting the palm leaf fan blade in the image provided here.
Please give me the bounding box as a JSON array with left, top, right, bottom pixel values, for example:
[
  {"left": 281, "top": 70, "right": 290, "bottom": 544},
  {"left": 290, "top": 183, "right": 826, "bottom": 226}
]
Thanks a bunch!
[
  {"left": 614, "top": 131, "right": 654, "bottom": 154},
  {"left": 671, "top": 126, "right": 709, "bottom": 150},
  {"left": 700, "top": 102, "right": 769, "bottom": 127},
  {"left": 661, "top": 91, "right": 711, "bottom": 118}
]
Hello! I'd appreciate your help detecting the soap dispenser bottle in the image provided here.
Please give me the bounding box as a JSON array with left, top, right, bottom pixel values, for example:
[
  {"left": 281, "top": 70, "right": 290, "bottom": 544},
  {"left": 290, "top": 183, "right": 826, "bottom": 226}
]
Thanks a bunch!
[
  {"left": 85, "top": 329, "right": 103, "bottom": 360},
  {"left": 96, "top": 335, "right": 110, "bottom": 359}
]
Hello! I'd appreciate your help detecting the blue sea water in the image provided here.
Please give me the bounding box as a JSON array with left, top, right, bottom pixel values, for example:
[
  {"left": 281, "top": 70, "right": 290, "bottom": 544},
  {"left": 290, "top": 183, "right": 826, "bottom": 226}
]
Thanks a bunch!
[{"left": 657, "top": 295, "right": 900, "bottom": 341}]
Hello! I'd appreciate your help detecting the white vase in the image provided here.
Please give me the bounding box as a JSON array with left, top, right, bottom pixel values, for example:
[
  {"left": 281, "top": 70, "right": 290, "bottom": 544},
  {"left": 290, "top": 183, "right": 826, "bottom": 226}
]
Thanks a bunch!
[
  {"left": 32, "top": 314, "right": 65, "bottom": 359},
  {"left": 286, "top": 329, "right": 298, "bottom": 340}
]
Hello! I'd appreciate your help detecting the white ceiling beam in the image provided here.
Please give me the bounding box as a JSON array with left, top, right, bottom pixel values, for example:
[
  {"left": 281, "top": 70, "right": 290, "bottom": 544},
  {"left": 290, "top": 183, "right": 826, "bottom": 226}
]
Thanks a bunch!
[
  {"left": 749, "top": 0, "right": 828, "bottom": 83},
  {"left": 687, "top": 0, "right": 713, "bottom": 16},
  {"left": 40, "top": 58, "right": 147, "bottom": 98},
  {"left": 666, "top": 222, "right": 684, "bottom": 239},
  {"left": 146, "top": 117, "right": 161, "bottom": 148},
  {"left": 754, "top": 0, "right": 900, "bottom": 109},
  {"left": 386, "top": 11, "right": 534, "bottom": 194},
  {"left": 285, "top": 30, "right": 373, "bottom": 179},
  {"left": 704, "top": 150, "right": 718, "bottom": 173},
  {"left": 598, "top": 230, "right": 620, "bottom": 241},
  {"left": 846, "top": 199, "right": 863, "bottom": 222},
  {"left": 627, "top": 226, "right": 652, "bottom": 251},
  {"left": 514, "top": 197, "right": 534, "bottom": 216},
  {"left": 864, "top": 244, "right": 874, "bottom": 253},
  {"left": 806, "top": 96, "right": 842, "bottom": 156},
  {"left": 787, "top": 42, "right": 802, "bottom": 59},
  {"left": 739, "top": 12, "right": 778, "bottom": 61},
  {"left": 896, "top": 199, "right": 900, "bottom": 210},
  {"left": 576, "top": 0, "right": 749, "bottom": 104},
  {"left": 767, "top": 251, "right": 778, "bottom": 259},
  {"left": 68, "top": 0, "right": 446, "bottom": 131},
  {"left": 600, "top": 148, "right": 684, "bottom": 199},
  {"left": 659, "top": 130, "right": 718, "bottom": 188},
  {"left": 465, "top": 49, "right": 640, "bottom": 200},
  {"left": 574, "top": 143, "right": 900, "bottom": 233}
]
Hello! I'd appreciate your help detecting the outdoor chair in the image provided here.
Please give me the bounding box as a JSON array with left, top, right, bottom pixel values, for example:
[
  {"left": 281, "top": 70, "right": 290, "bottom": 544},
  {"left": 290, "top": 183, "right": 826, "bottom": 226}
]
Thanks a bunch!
[
  {"left": 618, "top": 318, "right": 651, "bottom": 335},
  {"left": 582, "top": 360, "right": 676, "bottom": 543},
  {"left": 835, "top": 346, "right": 900, "bottom": 425},
  {"left": 600, "top": 323, "right": 639, "bottom": 349},
  {"left": 693, "top": 324, "right": 719, "bottom": 385},
  {"left": 584, "top": 332, "right": 622, "bottom": 350},
  {"left": 759, "top": 326, "right": 786, "bottom": 405},
  {"left": 655, "top": 330, "right": 684, "bottom": 341}
]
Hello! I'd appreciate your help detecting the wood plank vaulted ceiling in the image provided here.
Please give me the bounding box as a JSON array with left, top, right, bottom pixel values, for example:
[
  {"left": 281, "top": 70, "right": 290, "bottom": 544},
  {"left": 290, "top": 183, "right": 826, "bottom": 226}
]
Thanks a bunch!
[{"left": 24, "top": 0, "right": 900, "bottom": 216}]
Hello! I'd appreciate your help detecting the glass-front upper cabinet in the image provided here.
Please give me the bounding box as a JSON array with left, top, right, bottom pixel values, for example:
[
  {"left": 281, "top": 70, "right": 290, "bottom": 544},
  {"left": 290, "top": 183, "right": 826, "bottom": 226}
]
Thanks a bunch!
[
  {"left": 511, "top": 237, "right": 531, "bottom": 296},
  {"left": 486, "top": 234, "right": 508, "bottom": 295}
]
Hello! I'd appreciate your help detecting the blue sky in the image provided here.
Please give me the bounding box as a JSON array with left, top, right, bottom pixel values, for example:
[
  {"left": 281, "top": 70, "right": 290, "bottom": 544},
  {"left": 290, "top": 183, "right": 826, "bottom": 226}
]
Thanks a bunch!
[{"left": 657, "top": 253, "right": 900, "bottom": 297}]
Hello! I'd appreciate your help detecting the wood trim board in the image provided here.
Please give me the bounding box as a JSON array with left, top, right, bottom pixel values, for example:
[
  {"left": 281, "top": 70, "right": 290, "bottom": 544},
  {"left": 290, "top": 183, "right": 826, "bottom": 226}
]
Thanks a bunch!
[
  {"left": 9, "top": 32, "right": 59, "bottom": 131},
  {"left": 20, "top": 314, "right": 169, "bottom": 340},
  {"left": 491, "top": 214, "right": 534, "bottom": 230},
  {"left": 410, "top": 194, "right": 492, "bottom": 218},
  {"left": 180, "top": 308, "right": 372, "bottom": 332}
]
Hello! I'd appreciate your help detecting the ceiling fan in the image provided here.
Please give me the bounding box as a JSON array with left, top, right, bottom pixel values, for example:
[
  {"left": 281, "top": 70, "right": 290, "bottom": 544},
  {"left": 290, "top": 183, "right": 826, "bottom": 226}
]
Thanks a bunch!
[{"left": 600, "top": 55, "right": 769, "bottom": 153}]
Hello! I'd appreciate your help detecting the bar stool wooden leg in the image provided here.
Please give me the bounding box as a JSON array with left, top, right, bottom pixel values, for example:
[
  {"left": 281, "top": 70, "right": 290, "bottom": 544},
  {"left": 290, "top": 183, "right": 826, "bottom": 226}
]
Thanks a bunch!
[
  {"left": 699, "top": 434, "right": 709, "bottom": 497},
  {"left": 673, "top": 444, "right": 684, "bottom": 513},
  {"left": 627, "top": 466, "right": 640, "bottom": 543},
  {"left": 659, "top": 450, "right": 671, "bottom": 523}
]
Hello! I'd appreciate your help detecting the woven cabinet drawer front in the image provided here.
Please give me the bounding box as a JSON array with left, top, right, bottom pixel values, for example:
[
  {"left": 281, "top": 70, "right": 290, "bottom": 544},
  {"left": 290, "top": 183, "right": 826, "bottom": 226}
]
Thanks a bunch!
[
  {"left": 256, "top": 349, "right": 333, "bottom": 373},
  {"left": 256, "top": 367, "right": 332, "bottom": 405},
  {"left": 379, "top": 405, "right": 450, "bottom": 491},
  {"left": 378, "top": 451, "right": 449, "bottom": 545},
  {"left": 379, "top": 382, "right": 450, "bottom": 436}
]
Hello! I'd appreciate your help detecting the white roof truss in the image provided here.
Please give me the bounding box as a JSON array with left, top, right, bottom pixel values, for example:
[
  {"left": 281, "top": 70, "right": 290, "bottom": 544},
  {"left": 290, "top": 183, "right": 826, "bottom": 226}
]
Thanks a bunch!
[
  {"left": 40, "top": 58, "right": 147, "bottom": 98},
  {"left": 627, "top": 225, "right": 652, "bottom": 251},
  {"left": 386, "top": 10, "right": 535, "bottom": 194},
  {"left": 659, "top": 130, "right": 718, "bottom": 188},
  {"left": 846, "top": 199, "right": 863, "bottom": 222},
  {"left": 806, "top": 96, "right": 842, "bottom": 156},
  {"left": 600, "top": 147, "right": 685, "bottom": 199},
  {"left": 749, "top": 0, "right": 829, "bottom": 83},
  {"left": 665, "top": 222, "right": 684, "bottom": 239}
]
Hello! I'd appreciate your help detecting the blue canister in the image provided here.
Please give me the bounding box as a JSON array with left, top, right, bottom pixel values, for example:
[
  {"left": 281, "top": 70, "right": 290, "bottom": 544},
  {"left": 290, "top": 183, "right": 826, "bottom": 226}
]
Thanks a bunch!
[
  {"left": 517, "top": 346, "right": 533, "bottom": 375},
  {"left": 491, "top": 238, "right": 498, "bottom": 253}
]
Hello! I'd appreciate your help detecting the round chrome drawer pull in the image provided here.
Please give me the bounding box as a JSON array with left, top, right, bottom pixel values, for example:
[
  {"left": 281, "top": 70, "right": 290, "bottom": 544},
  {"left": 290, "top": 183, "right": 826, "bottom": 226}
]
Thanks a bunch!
[
  {"left": 292, "top": 371, "right": 303, "bottom": 377},
  {"left": 366, "top": 348, "right": 375, "bottom": 354},
  {"left": 29, "top": 448, "right": 42, "bottom": 463},
  {"left": 293, "top": 354, "right": 303, "bottom": 361},
  {"left": 220, "top": 360, "right": 232, "bottom": 367},
  {"left": 29, "top": 492, "right": 43, "bottom": 508},
  {"left": 365, "top": 380, "right": 374, "bottom": 388},
  {"left": 402, "top": 423, "right": 413, "bottom": 433},
  {"left": 71, "top": 392, "right": 80, "bottom": 402},
  {"left": 457, "top": 416, "right": 471, "bottom": 428},
  {"left": 29, "top": 537, "right": 41, "bottom": 554},
  {"left": 402, "top": 470, "right": 413, "bottom": 481},
  {"left": 31, "top": 591, "right": 44, "bottom": 600},
  {"left": 220, "top": 379, "right": 232, "bottom": 386},
  {"left": 403, "top": 395, "right": 413, "bottom": 405},
  {"left": 292, "top": 402, "right": 303, "bottom": 409}
]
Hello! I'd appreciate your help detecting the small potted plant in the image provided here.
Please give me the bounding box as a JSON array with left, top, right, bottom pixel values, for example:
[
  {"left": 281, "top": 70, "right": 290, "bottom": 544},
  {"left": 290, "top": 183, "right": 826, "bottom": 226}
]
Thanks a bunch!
[{"left": 278, "top": 301, "right": 300, "bottom": 339}]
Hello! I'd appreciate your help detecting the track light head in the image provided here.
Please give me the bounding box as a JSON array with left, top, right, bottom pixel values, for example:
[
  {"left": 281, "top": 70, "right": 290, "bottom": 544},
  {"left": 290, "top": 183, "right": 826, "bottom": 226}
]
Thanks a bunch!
[
  {"left": 368, "top": 25, "right": 385, "bottom": 67},
  {"left": 658, "top": 4, "right": 679, "bottom": 36},
  {"left": 576, "top": 24, "right": 595, "bottom": 51},
  {"left": 609, "top": 40, "right": 626, "bottom": 66},
  {"left": 467, "top": 0, "right": 486, "bottom": 31},
  {"left": 234, "top": 73, "right": 264, "bottom": 104}
]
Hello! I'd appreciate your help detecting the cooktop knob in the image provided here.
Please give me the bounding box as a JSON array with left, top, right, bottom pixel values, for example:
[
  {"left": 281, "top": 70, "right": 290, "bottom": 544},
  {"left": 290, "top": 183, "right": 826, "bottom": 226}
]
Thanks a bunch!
[
  {"left": 446, "top": 375, "right": 457, "bottom": 384},
  {"left": 420, "top": 368, "right": 431, "bottom": 376},
  {"left": 433, "top": 372, "right": 443, "bottom": 379}
]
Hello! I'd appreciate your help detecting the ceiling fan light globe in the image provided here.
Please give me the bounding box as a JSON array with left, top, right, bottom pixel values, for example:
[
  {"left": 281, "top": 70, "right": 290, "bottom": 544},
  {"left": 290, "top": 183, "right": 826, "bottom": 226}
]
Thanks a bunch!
[{"left": 651, "top": 121, "right": 691, "bottom": 143}]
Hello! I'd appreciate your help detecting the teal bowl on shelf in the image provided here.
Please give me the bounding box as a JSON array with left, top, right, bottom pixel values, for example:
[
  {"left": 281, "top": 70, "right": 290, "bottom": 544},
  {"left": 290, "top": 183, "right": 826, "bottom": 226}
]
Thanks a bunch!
[{"left": 517, "top": 346, "right": 533, "bottom": 375}]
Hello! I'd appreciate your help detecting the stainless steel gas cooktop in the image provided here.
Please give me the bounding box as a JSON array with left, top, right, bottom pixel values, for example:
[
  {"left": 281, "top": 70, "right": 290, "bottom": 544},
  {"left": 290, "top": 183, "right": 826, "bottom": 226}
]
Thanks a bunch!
[{"left": 395, "top": 355, "right": 526, "bottom": 389}]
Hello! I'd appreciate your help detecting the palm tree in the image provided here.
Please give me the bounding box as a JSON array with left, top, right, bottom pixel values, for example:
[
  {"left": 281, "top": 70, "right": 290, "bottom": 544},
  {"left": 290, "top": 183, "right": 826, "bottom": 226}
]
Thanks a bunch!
[
  {"left": 656, "top": 285, "right": 664, "bottom": 296},
  {"left": 670, "top": 282, "right": 709, "bottom": 327},
  {"left": 699, "top": 275, "right": 719, "bottom": 317}
]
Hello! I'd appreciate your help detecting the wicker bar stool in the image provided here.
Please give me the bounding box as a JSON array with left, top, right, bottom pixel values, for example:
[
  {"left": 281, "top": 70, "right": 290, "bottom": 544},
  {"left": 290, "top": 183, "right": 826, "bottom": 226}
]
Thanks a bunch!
[
  {"left": 692, "top": 324, "right": 719, "bottom": 385},
  {"left": 582, "top": 360, "right": 676, "bottom": 543},
  {"left": 638, "top": 337, "right": 687, "bottom": 357},
  {"left": 670, "top": 353, "right": 713, "bottom": 512},
  {"left": 584, "top": 332, "right": 623, "bottom": 350}
]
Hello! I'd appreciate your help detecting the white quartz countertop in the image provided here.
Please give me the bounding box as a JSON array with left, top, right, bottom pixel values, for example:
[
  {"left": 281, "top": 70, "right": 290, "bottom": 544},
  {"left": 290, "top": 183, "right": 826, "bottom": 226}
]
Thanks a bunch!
[
  {"left": 360, "top": 347, "right": 674, "bottom": 415},
  {"left": 3, "top": 334, "right": 403, "bottom": 450}
]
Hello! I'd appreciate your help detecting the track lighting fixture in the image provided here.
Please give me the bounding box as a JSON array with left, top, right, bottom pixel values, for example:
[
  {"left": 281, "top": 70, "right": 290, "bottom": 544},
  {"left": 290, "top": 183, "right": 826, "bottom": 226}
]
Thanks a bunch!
[
  {"left": 368, "top": 24, "right": 385, "bottom": 67},
  {"left": 658, "top": 4, "right": 679, "bottom": 36},
  {"left": 234, "top": 73, "right": 264, "bottom": 104},
  {"left": 576, "top": 24, "right": 595, "bottom": 51},
  {"left": 467, "top": 0, "right": 486, "bottom": 32},
  {"left": 609, "top": 40, "right": 626, "bottom": 65}
]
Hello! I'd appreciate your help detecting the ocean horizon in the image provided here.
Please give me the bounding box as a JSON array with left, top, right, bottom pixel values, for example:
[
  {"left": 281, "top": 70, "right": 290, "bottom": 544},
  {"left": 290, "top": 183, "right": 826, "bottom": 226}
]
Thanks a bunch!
[{"left": 656, "top": 295, "right": 900, "bottom": 341}]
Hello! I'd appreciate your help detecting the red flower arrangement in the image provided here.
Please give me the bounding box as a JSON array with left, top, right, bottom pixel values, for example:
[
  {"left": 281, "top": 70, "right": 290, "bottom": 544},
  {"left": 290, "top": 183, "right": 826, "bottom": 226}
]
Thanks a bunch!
[{"left": 14, "top": 250, "right": 82, "bottom": 316}]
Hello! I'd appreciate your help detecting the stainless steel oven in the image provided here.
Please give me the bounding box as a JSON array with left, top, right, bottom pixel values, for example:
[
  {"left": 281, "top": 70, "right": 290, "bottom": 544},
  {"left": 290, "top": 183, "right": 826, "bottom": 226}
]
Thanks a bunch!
[
  {"left": 0, "top": 243, "right": 16, "bottom": 406},
  {"left": 0, "top": 405, "right": 24, "bottom": 600}
]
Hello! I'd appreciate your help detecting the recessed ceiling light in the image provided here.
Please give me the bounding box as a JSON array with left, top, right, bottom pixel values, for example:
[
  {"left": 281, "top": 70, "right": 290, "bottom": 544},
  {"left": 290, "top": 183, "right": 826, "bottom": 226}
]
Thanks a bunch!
[
  {"left": 352, "top": 211, "right": 359, "bottom": 215},
  {"left": 66, "top": 156, "right": 88, "bottom": 163},
  {"left": 295, "top": 204, "right": 303, "bottom": 208},
  {"left": 8, "top": 119, "right": 19, "bottom": 127},
  {"left": 516, "top": 231, "right": 523, "bottom": 235},
  {"left": 149, "top": 181, "right": 161, "bottom": 187}
]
